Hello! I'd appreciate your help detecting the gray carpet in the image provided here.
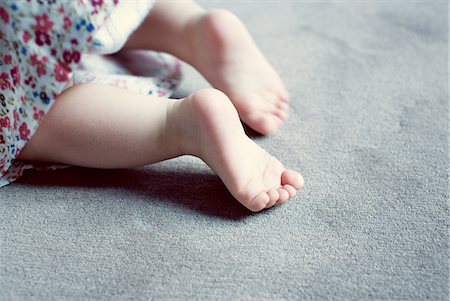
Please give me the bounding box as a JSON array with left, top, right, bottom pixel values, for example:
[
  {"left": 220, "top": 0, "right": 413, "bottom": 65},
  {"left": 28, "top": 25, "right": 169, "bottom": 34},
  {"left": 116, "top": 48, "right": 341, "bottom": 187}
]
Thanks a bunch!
[{"left": 1, "top": 1, "right": 448, "bottom": 300}]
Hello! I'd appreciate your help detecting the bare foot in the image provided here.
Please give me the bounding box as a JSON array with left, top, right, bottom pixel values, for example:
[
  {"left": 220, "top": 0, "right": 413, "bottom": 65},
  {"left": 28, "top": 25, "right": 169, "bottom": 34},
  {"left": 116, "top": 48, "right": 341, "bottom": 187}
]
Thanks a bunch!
[
  {"left": 186, "top": 10, "right": 290, "bottom": 136},
  {"left": 169, "top": 89, "right": 303, "bottom": 212}
]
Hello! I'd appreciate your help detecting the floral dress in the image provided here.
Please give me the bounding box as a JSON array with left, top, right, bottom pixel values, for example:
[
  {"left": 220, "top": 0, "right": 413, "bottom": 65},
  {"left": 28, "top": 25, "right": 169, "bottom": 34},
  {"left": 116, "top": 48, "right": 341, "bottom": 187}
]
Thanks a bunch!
[{"left": 0, "top": 0, "right": 181, "bottom": 187}]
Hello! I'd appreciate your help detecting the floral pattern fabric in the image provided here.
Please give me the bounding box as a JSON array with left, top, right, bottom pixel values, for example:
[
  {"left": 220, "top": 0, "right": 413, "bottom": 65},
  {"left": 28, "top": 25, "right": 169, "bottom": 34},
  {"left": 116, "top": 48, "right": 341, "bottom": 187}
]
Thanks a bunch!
[{"left": 0, "top": 0, "right": 181, "bottom": 187}]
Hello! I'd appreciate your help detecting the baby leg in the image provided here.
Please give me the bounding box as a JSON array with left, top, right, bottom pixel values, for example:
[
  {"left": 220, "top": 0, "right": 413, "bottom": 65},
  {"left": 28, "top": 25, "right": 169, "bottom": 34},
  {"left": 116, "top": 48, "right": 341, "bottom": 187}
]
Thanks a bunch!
[
  {"left": 124, "top": 0, "right": 290, "bottom": 136},
  {"left": 19, "top": 85, "right": 303, "bottom": 211},
  {"left": 19, "top": 84, "right": 183, "bottom": 168}
]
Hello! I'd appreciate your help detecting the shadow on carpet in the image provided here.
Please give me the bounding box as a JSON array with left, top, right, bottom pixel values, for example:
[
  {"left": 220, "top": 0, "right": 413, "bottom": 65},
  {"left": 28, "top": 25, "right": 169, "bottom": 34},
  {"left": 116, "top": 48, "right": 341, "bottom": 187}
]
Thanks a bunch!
[{"left": 15, "top": 165, "right": 258, "bottom": 220}]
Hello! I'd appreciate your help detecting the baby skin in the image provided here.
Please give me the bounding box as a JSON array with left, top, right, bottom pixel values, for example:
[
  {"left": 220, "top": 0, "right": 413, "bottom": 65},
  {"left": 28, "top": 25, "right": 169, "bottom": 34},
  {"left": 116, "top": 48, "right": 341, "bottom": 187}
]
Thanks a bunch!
[
  {"left": 124, "top": 1, "right": 289, "bottom": 135},
  {"left": 18, "top": 2, "right": 304, "bottom": 212}
]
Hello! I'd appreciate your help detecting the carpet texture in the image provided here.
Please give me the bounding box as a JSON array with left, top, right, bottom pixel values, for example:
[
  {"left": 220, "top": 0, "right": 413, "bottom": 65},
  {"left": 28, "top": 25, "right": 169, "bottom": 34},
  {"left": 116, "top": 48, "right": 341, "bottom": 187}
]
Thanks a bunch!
[{"left": 1, "top": 1, "right": 448, "bottom": 300}]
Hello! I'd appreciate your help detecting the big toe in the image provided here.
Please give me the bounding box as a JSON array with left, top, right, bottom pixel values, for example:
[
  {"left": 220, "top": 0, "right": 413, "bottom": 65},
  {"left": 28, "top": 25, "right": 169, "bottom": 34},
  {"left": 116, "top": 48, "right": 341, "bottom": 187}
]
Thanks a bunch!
[
  {"left": 281, "top": 170, "right": 304, "bottom": 189},
  {"left": 245, "top": 111, "right": 284, "bottom": 136}
]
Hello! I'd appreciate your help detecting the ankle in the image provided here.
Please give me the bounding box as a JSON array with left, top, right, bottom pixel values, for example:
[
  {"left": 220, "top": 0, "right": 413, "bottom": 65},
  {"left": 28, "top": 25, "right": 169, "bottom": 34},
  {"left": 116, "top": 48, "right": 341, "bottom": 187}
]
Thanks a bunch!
[
  {"left": 165, "top": 89, "right": 243, "bottom": 159},
  {"left": 163, "top": 100, "right": 185, "bottom": 157},
  {"left": 164, "top": 97, "right": 199, "bottom": 157}
]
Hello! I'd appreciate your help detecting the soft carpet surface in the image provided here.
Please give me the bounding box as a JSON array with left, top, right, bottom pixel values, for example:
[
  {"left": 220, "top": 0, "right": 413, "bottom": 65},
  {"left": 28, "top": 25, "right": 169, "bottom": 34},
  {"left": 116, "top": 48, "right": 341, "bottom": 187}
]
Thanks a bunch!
[{"left": 1, "top": 1, "right": 448, "bottom": 300}]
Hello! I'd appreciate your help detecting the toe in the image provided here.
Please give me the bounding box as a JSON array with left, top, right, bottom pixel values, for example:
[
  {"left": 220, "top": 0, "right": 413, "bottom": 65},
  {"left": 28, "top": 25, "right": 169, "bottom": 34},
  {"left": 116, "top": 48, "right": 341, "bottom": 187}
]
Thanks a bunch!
[
  {"left": 268, "top": 188, "right": 280, "bottom": 204},
  {"left": 283, "top": 184, "right": 297, "bottom": 198},
  {"left": 277, "top": 188, "right": 290, "bottom": 203},
  {"left": 276, "top": 185, "right": 295, "bottom": 205},
  {"left": 279, "top": 89, "right": 290, "bottom": 103},
  {"left": 249, "top": 191, "right": 270, "bottom": 212},
  {"left": 273, "top": 101, "right": 288, "bottom": 121},
  {"left": 269, "top": 85, "right": 289, "bottom": 103},
  {"left": 274, "top": 108, "right": 288, "bottom": 121},
  {"left": 276, "top": 100, "right": 288, "bottom": 111},
  {"left": 246, "top": 111, "right": 283, "bottom": 136},
  {"left": 265, "top": 188, "right": 280, "bottom": 208},
  {"left": 281, "top": 170, "right": 304, "bottom": 189}
]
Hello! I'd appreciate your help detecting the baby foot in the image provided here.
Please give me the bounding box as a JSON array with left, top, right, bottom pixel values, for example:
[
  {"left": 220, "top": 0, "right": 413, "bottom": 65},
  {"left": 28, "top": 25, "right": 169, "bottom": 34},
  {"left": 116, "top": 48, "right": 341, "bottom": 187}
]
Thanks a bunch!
[
  {"left": 171, "top": 89, "right": 303, "bottom": 211},
  {"left": 187, "top": 10, "right": 289, "bottom": 136}
]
